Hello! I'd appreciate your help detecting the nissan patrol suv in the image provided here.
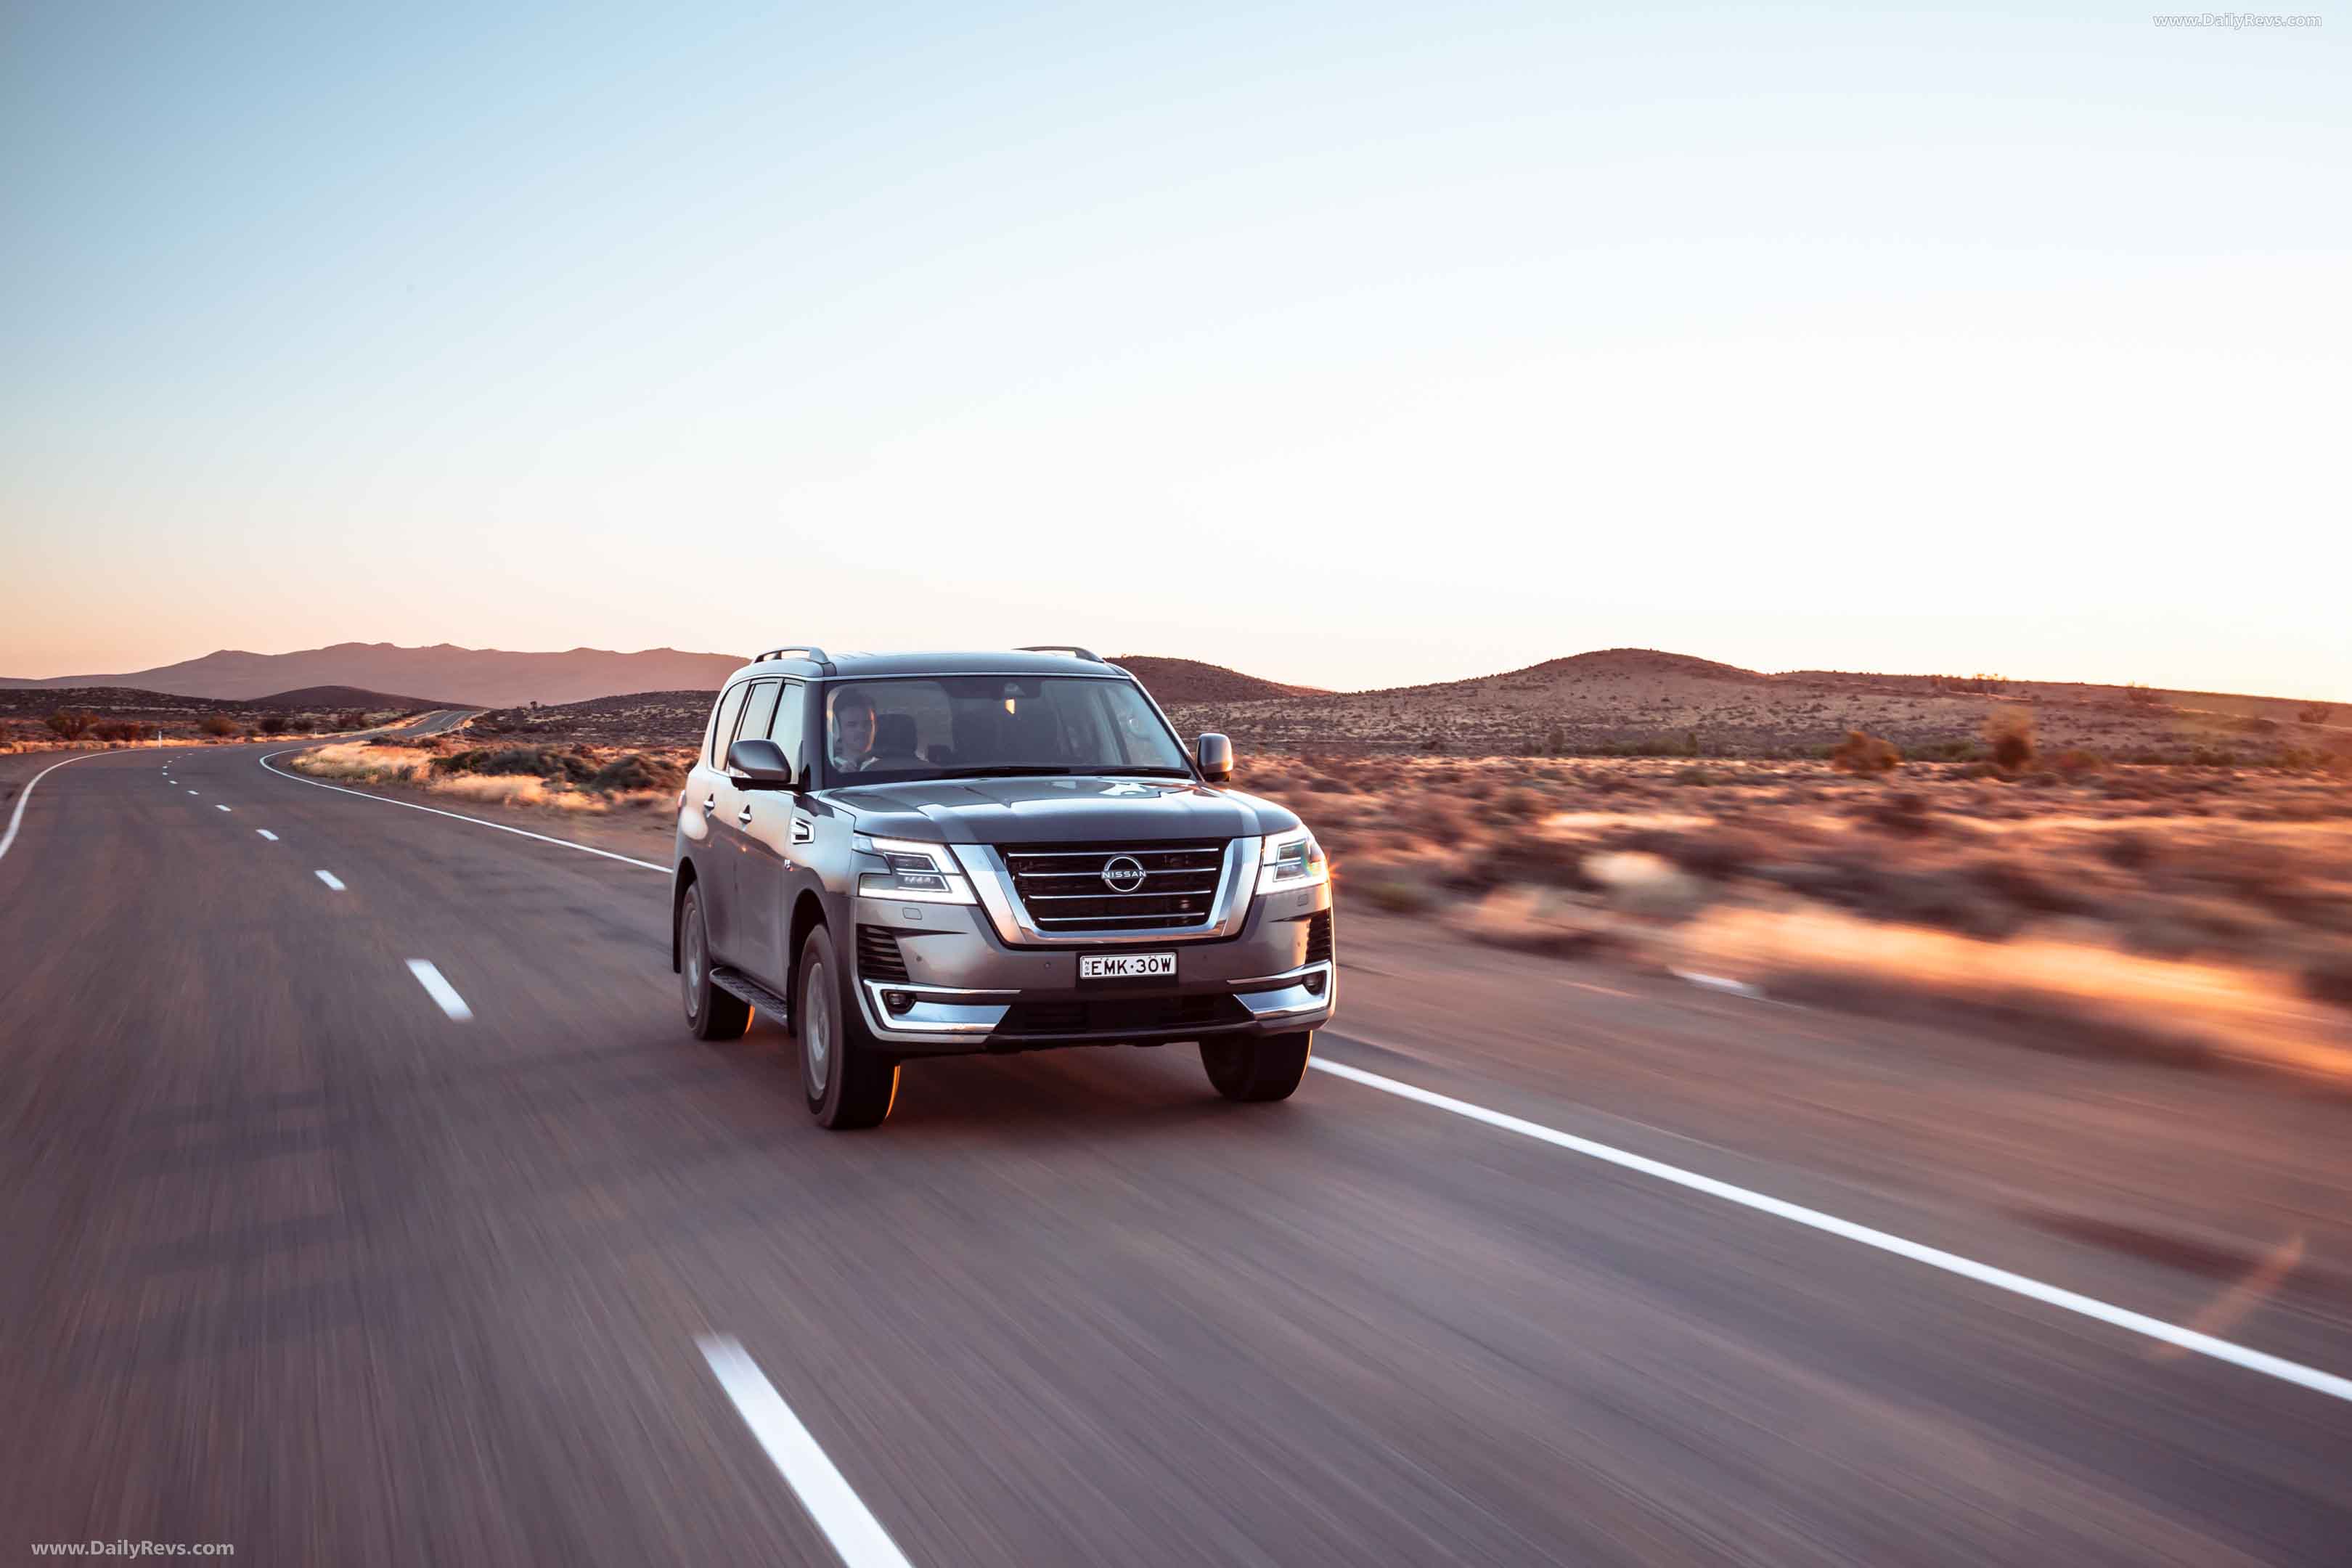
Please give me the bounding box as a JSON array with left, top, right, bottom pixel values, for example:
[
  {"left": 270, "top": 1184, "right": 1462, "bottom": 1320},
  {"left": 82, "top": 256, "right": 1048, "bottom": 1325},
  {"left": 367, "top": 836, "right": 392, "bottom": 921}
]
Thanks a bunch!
[{"left": 671, "top": 645, "right": 1335, "bottom": 1128}]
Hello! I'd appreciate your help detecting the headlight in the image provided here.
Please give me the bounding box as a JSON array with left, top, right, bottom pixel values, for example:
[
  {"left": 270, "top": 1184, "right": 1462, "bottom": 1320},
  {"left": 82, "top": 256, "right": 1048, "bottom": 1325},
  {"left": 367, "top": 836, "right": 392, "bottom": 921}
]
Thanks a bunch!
[
  {"left": 1255, "top": 826, "right": 1328, "bottom": 896},
  {"left": 853, "top": 834, "right": 978, "bottom": 905}
]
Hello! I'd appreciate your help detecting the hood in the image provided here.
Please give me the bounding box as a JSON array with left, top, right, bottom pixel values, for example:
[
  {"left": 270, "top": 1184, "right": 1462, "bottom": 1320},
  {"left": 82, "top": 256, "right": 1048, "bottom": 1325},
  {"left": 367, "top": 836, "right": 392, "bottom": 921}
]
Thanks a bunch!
[{"left": 822, "top": 775, "right": 1302, "bottom": 846}]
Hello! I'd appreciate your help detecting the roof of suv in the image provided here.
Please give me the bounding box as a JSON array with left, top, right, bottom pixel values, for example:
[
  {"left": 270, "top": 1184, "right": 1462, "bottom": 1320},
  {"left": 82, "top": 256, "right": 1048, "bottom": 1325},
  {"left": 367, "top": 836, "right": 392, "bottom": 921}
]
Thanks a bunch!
[{"left": 723, "top": 649, "right": 1129, "bottom": 682}]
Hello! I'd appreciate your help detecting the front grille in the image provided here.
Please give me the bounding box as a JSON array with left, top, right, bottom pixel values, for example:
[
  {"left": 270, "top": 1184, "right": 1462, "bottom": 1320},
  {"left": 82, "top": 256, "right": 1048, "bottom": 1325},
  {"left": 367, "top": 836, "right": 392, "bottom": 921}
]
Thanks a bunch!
[
  {"left": 1000, "top": 841, "right": 1228, "bottom": 933},
  {"left": 998, "top": 992, "right": 1251, "bottom": 1038},
  {"left": 1304, "top": 908, "right": 1334, "bottom": 964},
  {"left": 856, "top": 925, "right": 910, "bottom": 983}
]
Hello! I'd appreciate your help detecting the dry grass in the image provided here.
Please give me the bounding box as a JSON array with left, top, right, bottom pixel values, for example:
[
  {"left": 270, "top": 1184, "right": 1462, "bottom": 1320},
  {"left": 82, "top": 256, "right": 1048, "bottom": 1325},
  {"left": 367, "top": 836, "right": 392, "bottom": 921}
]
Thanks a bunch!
[
  {"left": 1673, "top": 904, "right": 2352, "bottom": 1081},
  {"left": 1236, "top": 749, "right": 2352, "bottom": 1082}
]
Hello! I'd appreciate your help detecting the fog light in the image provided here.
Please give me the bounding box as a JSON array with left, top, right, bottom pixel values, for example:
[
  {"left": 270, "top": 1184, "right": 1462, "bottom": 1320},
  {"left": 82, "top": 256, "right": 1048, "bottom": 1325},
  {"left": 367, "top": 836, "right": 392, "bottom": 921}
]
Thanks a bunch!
[
  {"left": 1302, "top": 971, "right": 1327, "bottom": 996},
  {"left": 883, "top": 989, "right": 915, "bottom": 1015}
]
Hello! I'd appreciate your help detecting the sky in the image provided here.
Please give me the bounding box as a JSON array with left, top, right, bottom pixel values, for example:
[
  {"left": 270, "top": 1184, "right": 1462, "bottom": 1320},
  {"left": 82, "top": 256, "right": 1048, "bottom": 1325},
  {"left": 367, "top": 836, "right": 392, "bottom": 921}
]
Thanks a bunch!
[{"left": 4, "top": 1, "right": 2348, "bottom": 698}]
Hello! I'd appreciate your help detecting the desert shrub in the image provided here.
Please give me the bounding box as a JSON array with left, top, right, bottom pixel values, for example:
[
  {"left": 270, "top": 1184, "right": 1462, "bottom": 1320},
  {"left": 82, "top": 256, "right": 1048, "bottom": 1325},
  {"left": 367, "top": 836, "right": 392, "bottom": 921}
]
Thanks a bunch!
[
  {"left": 589, "top": 752, "right": 686, "bottom": 793},
  {"left": 2052, "top": 748, "right": 2103, "bottom": 779},
  {"left": 91, "top": 720, "right": 147, "bottom": 742},
  {"left": 256, "top": 714, "right": 290, "bottom": 735},
  {"left": 433, "top": 744, "right": 597, "bottom": 782},
  {"left": 1911, "top": 740, "right": 1983, "bottom": 762},
  {"left": 2188, "top": 746, "right": 2240, "bottom": 768},
  {"left": 2234, "top": 715, "right": 2279, "bottom": 735},
  {"left": 2124, "top": 683, "right": 2163, "bottom": 707},
  {"left": 1632, "top": 827, "right": 1769, "bottom": 880},
  {"left": 335, "top": 709, "right": 367, "bottom": 730},
  {"left": 1493, "top": 786, "right": 1548, "bottom": 821},
  {"left": 1356, "top": 875, "right": 1437, "bottom": 914},
  {"left": 1983, "top": 707, "right": 2035, "bottom": 773},
  {"left": 2302, "top": 952, "right": 2352, "bottom": 1008},
  {"left": 1672, "top": 766, "right": 1721, "bottom": 786},
  {"left": 45, "top": 709, "right": 97, "bottom": 740},
  {"left": 2128, "top": 751, "right": 2167, "bottom": 766},
  {"left": 2297, "top": 703, "right": 2332, "bottom": 726},
  {"left": 199, "top": 714, "right": 240, "bottom": 737},
  {"left": 1968, "top": 856, "right": 2095, "bottom": 915},
  {"left": 1864, "top": 790, "right": 1935, "bottom": 836},
  {"left": 1829, "top": 730, "right": 1901, "bottom": 776},
  {"left": 2101, "top": 830, "right": 2157, "bottom": 870}
]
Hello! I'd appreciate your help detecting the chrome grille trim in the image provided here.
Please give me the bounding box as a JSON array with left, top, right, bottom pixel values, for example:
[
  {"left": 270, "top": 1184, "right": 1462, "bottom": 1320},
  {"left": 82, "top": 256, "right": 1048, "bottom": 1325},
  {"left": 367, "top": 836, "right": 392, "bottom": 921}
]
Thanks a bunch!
[{"left": 950, "top": 837, "right": 1261, "bottom": 947}]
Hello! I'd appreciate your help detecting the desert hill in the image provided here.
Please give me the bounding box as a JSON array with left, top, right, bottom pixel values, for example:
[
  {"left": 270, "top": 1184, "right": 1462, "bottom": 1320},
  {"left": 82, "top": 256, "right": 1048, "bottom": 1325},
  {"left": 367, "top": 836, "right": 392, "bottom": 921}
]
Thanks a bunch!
[
  {"left": 1155, "top": 648, "right": 2345, "bottom": 762},
  {"left": 1111, "top": 656, "right": 1325, "bottom": 705},
  {"left": 251, "top": 685, "right": 453, "bottom": 710},
  {"left": 0, "top": 642, "right": 743, "bottom": 708}
]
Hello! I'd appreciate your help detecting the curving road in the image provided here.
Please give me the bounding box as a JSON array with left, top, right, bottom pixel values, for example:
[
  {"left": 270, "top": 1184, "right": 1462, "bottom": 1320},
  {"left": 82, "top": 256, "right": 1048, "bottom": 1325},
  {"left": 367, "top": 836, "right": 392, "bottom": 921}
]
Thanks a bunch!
[{"left": 2, "top": 741, "right": 2348, "bottom": 1564}]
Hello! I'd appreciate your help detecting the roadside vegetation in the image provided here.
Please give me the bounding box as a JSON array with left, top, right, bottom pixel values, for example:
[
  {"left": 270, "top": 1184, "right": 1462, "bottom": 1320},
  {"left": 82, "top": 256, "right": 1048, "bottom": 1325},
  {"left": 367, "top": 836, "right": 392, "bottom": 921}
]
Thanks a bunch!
[
  {"left": 266, "top": 685, "right": 2352, "bottom": 1087},
  {"left": 1240, "top": 751, "right": 2352, "bottom": 1083}
]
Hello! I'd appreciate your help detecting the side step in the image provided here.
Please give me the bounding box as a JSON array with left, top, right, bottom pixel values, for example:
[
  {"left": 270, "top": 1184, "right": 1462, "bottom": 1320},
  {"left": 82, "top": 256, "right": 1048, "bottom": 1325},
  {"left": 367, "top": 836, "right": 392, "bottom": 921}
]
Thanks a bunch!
[{"left": 711, "top": 968, "right": 792, "bottom": 1026}]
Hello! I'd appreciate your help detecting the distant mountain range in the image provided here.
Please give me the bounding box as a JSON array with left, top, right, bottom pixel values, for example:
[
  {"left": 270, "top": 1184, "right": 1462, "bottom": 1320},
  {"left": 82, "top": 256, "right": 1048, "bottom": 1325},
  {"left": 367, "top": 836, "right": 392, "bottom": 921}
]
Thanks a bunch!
[{"left": 0, "top": 642, "right": 744, "bottom": 709}]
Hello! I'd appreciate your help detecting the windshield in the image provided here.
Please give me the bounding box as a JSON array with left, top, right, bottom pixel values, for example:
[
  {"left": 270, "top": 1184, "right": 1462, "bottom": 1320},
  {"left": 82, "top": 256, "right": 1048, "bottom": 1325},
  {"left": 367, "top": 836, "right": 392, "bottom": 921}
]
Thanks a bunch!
[{"left": 820, "top": 676, "right": 1192, "bottom": 785}]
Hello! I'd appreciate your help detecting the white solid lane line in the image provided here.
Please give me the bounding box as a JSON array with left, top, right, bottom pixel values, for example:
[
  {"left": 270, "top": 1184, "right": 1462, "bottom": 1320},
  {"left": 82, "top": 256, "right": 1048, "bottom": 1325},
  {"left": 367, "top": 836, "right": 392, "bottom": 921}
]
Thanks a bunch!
[
  {"left": 405, "top": 959, "right": 472, "bottom": 1021},
  {"left": 258, "top": 748, "right": 665, "bottom": 873},
  {"left": 256, "top": 830, "right": 279, "bottom": 841},
  {"left": 1307, "top": 1057, "right": 2352, "bottom": 1405},
  {"left": 315, "top": 870, "right": 346, "bottom": 891},
  {"left": 698, "top": 1335, "right": 916, "bottom": 1568},
  {"left": 0, "top": 751, "right": 119, "bottom": 864}
]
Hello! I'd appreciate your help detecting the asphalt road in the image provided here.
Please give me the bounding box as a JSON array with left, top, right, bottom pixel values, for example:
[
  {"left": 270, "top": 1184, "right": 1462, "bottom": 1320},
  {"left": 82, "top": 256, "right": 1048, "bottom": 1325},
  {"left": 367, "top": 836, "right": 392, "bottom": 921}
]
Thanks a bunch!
[{"left": 3, "top": 742, "right": 2348, "bottom": 1565}]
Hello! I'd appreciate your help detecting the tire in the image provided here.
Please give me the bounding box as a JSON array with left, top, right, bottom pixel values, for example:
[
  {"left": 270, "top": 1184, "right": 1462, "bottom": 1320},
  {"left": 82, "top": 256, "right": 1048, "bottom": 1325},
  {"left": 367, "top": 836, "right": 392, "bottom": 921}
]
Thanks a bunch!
[
  {"left": 1201, "top": 1030, "right": 1312, "bottom": 1103},
  {"left": 680, "top": 883, "right": 751, "bottom": 1041},
  {"left": 796, "top": 925, "right": 899, "bottom": 1130}
]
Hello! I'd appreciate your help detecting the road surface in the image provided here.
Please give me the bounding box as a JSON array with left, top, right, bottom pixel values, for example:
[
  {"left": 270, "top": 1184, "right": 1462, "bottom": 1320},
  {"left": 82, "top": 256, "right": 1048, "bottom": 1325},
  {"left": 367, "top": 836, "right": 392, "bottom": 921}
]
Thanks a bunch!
[{"left": 2, "top": 741, "right": 2348, "bottom": 1565}]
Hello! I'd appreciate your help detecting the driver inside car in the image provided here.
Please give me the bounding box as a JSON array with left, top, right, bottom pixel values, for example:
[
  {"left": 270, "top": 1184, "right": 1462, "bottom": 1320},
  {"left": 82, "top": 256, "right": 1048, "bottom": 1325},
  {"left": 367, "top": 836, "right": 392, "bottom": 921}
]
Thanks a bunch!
[{"left": 828, "top": 689, "right": 878, "bottom": 772}]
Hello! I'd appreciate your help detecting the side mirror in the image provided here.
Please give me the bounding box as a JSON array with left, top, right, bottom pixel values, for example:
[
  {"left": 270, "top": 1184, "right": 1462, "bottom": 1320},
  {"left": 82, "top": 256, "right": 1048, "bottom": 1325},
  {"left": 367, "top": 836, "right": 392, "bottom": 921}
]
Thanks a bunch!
[
  {"left": 1196, "top": 732, "right": 1234, "bottom": 784},
  {"left": 727, "top": 737, "right": 798, "bottom": 790}
]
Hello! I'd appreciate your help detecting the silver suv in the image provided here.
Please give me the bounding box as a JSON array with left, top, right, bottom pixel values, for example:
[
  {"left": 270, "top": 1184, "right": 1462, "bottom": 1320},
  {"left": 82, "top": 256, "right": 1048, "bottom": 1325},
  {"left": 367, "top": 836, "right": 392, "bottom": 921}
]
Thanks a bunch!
[{"left": 671, "top": 645, "right": 1335, "bottom": 1128}]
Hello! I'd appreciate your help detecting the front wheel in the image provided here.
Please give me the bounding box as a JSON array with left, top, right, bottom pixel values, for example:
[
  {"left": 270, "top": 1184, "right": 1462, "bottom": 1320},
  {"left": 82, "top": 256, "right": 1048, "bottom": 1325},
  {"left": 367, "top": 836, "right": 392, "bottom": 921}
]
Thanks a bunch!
[
  {"left": 1201, "top": 1031, "right": 1312, "bottom": 1102},
  {"left": 796, "top": 926, "right": 899, "bottom": 1130},
  {"left": 680, "top": 884, "right": 750, "bottom": 1041}
]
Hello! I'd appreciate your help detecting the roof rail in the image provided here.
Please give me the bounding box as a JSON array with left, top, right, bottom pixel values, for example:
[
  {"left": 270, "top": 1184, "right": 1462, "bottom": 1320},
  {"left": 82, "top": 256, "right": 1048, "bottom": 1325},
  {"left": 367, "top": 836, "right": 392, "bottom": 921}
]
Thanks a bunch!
[
  {"left": 1016, "top": 645, "right": 1105, "bottom": 663},
  {"left": 753, "top": 644, "right": 836, "bottom": 674}
]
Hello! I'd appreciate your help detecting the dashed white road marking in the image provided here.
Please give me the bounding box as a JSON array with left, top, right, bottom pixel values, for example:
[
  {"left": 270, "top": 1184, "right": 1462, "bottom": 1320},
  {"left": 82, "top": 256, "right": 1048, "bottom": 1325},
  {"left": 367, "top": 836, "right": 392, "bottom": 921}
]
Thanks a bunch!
[
  {"left": 215, "top": 804, "right": 232, "bottom": 812},
  {"left": 187, "top": 789, "right": 198, "bottom": 796},
  {"left": 405, "top": 959, "right": 472, "bottom": 1020},
  {"left": 698, "top": 1335, "right": 916, "bottom": 1568},
  {"left": 315, "top": 870, "right": 346, "bottom": 891},
  {"left": 1307, "top": 1057, "right": 2352, "bottom": 1405},
  {"left": 256, "top": 830, "right": 279, "bottom": 841}
]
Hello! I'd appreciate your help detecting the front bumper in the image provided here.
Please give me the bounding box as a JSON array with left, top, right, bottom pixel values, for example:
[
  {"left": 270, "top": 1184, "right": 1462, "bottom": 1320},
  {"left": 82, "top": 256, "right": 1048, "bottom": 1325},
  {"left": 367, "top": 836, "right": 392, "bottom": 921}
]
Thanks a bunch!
[{"left": 849, "top": 878, "right": 1336, "bottom": 1054}]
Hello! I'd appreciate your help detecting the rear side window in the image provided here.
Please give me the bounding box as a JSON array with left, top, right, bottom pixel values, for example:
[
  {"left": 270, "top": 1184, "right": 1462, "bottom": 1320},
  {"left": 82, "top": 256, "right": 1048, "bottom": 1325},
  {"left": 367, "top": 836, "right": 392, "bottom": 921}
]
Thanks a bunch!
[{"left": 706, "top": 683, "right": 749, "bottom": 767}]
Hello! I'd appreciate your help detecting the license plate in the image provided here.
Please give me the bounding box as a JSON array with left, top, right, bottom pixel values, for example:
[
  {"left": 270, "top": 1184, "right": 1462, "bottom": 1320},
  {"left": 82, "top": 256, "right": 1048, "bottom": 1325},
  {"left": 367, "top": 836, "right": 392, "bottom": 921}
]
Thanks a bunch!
[{"left": 1079, "top": 952, "right": 1176, "bottom": 981}]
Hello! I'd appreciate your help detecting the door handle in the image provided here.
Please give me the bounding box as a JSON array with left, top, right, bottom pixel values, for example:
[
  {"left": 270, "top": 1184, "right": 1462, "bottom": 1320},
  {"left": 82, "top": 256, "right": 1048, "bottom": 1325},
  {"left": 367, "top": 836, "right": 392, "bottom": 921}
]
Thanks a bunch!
[
  {"left": 702, "top": 793, "right": 717, "bottom": 814},
  {"left": 737, "top": 804, "right": 754, "bottom": 826}
]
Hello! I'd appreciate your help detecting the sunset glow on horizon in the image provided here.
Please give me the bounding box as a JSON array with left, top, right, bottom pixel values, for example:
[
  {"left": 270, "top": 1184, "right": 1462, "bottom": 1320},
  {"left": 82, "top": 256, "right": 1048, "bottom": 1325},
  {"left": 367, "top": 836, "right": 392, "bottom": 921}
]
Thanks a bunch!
[{"left": 6, "top": 3, "right": 2347, "bottom": 701}]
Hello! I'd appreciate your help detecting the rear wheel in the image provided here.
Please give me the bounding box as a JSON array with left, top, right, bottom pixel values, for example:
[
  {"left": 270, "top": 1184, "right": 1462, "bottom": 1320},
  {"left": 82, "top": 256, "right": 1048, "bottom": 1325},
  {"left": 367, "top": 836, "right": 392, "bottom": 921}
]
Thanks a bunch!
[
  {"left": 796, "top": 925, "right": 898, "bottom": 1130},
  {"left": 680, "top": 884, "right": 750, "bottom": 1041},
  {"left": 1201, "top": 1031, "right": 1312, "bottom": 1102}
]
